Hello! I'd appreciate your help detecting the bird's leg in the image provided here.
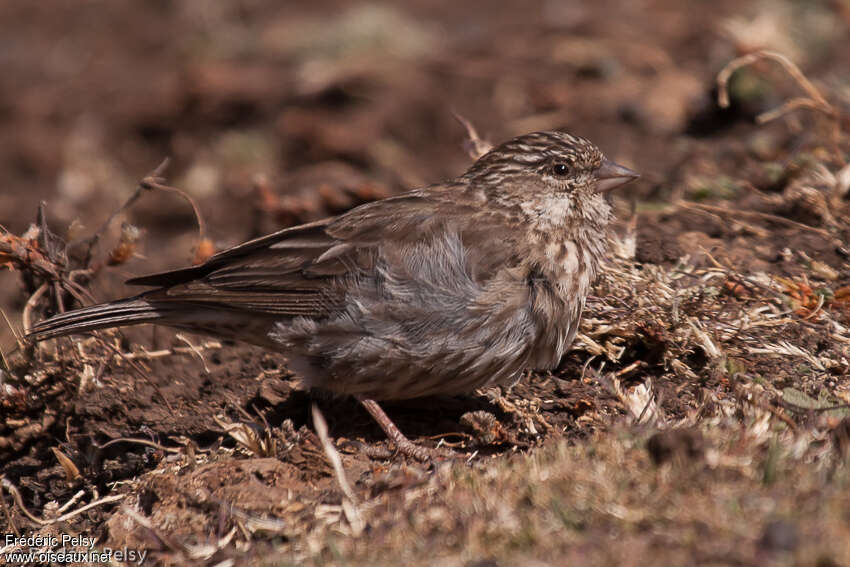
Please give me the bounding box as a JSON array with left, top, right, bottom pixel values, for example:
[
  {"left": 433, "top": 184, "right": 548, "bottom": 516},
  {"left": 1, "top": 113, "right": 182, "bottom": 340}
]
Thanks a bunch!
[{"left": 359, "top": 398, "right": 437, "bottom": 462}]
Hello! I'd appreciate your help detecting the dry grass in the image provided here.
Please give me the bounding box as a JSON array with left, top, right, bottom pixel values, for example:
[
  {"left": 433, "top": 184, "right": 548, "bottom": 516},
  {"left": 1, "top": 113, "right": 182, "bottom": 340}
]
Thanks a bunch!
[{"left": 279, "top": 426, "right": 850, "bottom": 566}]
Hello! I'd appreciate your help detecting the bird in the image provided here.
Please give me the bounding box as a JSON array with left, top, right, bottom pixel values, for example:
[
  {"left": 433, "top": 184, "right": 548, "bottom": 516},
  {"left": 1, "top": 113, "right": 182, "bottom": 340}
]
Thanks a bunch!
[{"left": 28, "top": 131, "right": 639, "bottom": 460}]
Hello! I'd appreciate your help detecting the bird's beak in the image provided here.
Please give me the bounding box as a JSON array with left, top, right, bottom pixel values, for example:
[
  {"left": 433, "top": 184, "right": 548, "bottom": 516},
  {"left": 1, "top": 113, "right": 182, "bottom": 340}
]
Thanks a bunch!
[{"left": 595, "top": 158, "right": 640, "bottom": 193}]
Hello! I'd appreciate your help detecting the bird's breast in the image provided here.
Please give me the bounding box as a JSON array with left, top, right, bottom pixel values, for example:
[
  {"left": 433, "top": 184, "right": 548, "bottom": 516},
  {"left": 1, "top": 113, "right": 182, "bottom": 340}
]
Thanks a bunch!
[
  {"left": 525, "top": 236, "right": 603, "bottom": 369},
  {"left": 540, "top": 239, "right": 595, "bottom": 299}
]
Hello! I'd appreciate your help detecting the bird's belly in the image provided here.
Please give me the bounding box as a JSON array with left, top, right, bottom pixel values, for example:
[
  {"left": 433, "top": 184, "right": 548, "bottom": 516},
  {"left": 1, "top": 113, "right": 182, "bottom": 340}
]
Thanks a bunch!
[
  {"left": 285, "top": 348, "right": 528, "bottom": 400},
  {"left": 273, "top": 309, "right": 538, "bottom": 400}
]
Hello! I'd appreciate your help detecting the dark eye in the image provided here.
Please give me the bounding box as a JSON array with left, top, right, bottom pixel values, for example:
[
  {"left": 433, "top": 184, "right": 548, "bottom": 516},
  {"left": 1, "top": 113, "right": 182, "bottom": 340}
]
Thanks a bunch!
[{"left": 552, "top": 163, "right": 571, "bottom": 177}]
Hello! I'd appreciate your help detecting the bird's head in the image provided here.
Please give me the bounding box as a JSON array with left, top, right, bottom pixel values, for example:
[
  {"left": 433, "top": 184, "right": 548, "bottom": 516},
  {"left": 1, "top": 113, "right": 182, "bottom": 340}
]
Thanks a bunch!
[{"left": 462, "top": 131, "right": 639, "bottom": 232}]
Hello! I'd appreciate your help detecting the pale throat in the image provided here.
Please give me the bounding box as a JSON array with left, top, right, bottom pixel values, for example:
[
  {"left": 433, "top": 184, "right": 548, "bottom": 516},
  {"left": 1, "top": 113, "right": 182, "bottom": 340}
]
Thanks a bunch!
[{"left": 520, "top": 191, "right": 576, "bottom": 233}]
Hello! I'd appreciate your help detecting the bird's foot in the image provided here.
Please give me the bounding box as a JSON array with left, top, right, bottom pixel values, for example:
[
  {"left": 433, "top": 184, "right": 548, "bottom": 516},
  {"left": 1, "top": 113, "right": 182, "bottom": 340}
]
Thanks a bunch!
[{"left": 359, "top": 398, "right": 455, "bottom": 463}]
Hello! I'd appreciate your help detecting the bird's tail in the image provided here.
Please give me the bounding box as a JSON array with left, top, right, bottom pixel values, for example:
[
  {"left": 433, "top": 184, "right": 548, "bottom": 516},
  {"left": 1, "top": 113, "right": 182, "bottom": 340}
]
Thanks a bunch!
[{"left": 27, "top": 297, "right": 166, "bottom": 341}]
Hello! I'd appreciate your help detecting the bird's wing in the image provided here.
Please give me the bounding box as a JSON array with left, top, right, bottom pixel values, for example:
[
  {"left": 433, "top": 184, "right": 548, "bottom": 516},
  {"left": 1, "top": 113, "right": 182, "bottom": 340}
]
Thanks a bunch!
[
  {"left": 125, "top": 217, "right": 336, "bottom": 287},
  {"left": 324, "top": 187, "right": 527, "bottom": 282},
  {"left": 129, "top": 188, "right": 523, "bottom": 318}
]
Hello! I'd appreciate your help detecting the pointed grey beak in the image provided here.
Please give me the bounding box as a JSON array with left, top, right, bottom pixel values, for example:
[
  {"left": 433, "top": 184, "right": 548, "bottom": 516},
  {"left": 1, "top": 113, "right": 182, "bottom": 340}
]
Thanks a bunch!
[{"left": 595, "top": 158, "right": 639, "bottom": 193}]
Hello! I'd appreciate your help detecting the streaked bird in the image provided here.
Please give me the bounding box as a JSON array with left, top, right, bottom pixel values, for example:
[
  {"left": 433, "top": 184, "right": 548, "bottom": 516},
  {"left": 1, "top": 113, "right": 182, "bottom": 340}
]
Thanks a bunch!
[{"left": 29, "top": 131, "right": 638, "bottom": 460}]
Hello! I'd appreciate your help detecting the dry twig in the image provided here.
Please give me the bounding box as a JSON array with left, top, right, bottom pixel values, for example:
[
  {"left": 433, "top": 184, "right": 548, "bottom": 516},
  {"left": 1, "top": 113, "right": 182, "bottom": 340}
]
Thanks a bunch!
[
  {"left": 678, "top": 201, "right": 836, "bottom": 241},
  {"left": 716, "top": 50, "right": 843, "bottom": 161},
  {"left": 452, "top": 111, "right": 493, "bottom": 160},
  {"left": 0, "top": 476, "right": 123, "bottom": 526},
  {"left": 92, "top": 436, "right": 194, "bottom": 455},
  {"left": 311, "top": 404, "right": 364, "bottom": 536}
]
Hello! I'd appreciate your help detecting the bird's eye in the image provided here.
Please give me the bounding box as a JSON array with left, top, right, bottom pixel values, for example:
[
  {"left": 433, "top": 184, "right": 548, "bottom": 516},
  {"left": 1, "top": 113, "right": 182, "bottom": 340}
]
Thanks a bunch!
[{"left": 552, "top": 163, "right": 571, "bottom": 177}]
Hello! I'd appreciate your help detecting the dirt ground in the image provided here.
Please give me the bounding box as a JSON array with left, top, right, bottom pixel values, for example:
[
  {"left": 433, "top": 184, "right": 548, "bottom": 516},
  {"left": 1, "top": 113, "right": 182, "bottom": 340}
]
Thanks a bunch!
[{"left": 2, "top": 1, "right": 850, "bottom": 565}]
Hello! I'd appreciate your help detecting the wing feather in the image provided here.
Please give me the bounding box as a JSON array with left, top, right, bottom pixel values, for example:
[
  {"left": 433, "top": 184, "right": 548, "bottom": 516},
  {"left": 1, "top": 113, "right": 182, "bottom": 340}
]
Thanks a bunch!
[{"left": 127, "top": 187, "right": 522, "bottom": 320}]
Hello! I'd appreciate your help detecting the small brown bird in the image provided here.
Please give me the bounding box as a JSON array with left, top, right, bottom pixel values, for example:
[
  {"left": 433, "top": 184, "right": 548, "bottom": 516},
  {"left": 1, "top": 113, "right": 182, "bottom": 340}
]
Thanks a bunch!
[{"left": 29, "top": 131, "right": 638, "bottom": 460}]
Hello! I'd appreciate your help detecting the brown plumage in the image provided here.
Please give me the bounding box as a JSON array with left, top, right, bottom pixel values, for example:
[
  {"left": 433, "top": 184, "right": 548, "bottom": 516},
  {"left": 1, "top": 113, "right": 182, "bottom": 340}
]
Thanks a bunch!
[{"left": 29, "top": 131, "right": 638, "bottom": 460}]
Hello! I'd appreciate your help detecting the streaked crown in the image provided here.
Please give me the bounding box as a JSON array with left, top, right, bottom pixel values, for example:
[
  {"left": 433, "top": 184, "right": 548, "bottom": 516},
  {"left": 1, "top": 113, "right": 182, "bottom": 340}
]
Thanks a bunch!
[{"left": 462, "top": 131, "right": 604, "bottom": 186}]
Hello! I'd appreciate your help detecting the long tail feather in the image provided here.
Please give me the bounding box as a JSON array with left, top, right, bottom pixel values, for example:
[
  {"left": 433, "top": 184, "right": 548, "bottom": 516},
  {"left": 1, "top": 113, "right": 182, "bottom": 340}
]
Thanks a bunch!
[{"left": 27, "top": 298, "right": 164, "bottom": 341}]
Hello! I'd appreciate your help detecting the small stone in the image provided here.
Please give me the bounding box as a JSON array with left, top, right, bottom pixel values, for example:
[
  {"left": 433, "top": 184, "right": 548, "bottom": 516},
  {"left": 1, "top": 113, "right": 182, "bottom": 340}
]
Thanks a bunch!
[
  {"left": 460, "top": 411, "right": 504, "bottom": 445},
  {"left": 646, "top": 428, "right": 704, "bottom": 465},
  {"left": 758, "top": 519, "right": 799, "bottom": 552}
]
